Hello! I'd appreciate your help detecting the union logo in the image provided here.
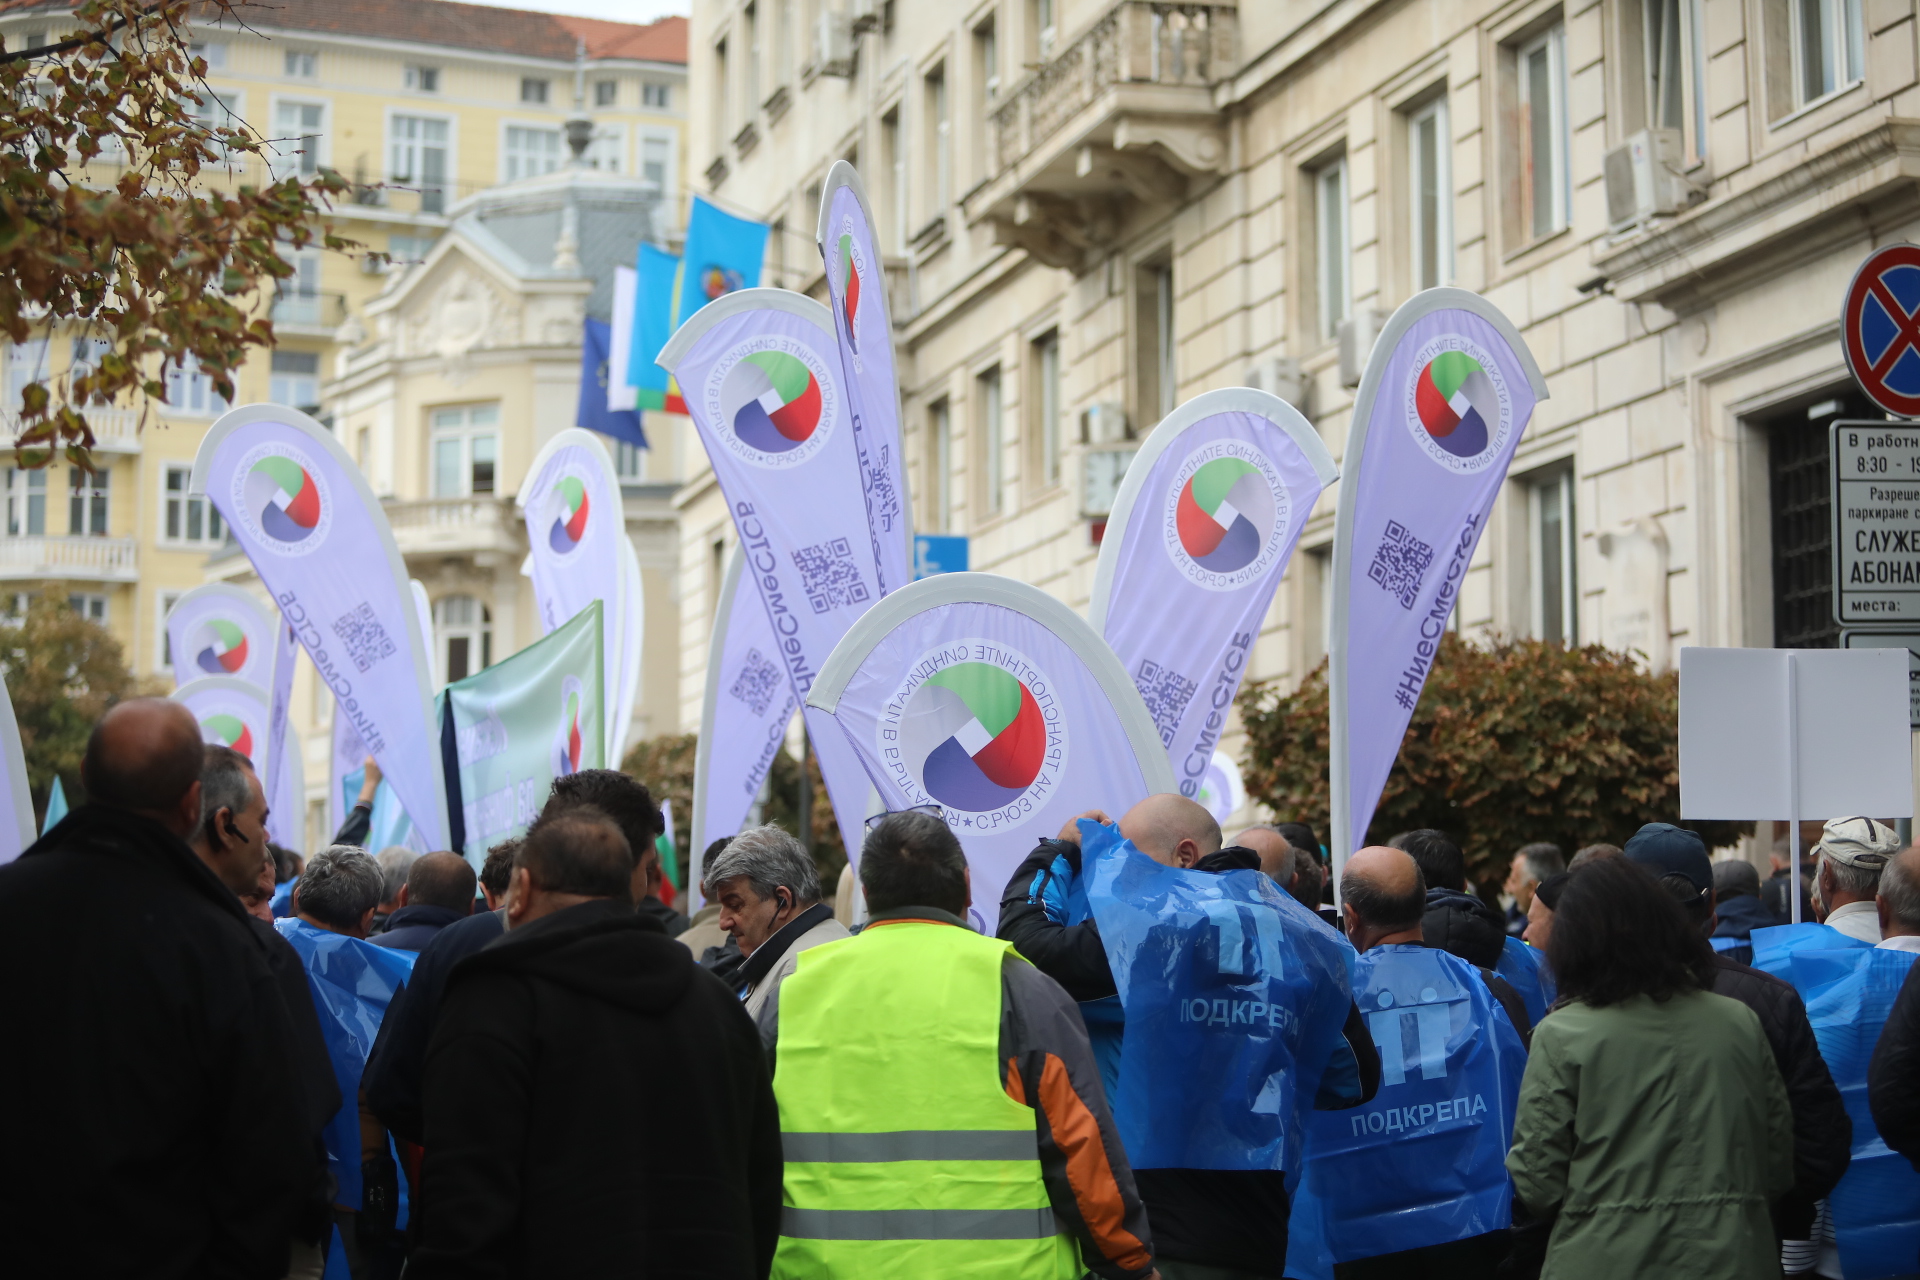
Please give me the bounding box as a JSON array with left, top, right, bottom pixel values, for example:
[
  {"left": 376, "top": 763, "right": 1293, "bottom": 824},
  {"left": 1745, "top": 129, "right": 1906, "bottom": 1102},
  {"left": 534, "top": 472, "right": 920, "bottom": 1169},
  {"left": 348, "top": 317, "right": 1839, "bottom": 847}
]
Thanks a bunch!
[
  {"left": 1162, "top": 442, "right": 1291, "bottom": 592},
  {"left": 703, "top": 337, "right": 838, "bottom": 470},
  {"left": 883, "top": 642, "right": 1065, "bottom": 820},
  {"left": 1403, "top": 338, "right": 1513, "bottom": 474},
  {"left": 548, "top": 476, "right": 589, "bottom": 555},
  {"left": 230, "top": 442, "right": 332, "bottom": 556},
  {"left": 194, "top": 619, "right": 250, "bottom": 675}
]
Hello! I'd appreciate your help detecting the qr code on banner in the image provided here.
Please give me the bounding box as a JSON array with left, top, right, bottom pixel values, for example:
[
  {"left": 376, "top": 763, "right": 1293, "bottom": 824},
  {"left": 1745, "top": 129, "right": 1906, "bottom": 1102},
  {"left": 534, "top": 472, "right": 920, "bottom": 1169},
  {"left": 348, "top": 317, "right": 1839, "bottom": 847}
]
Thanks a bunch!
[
  {"left": 332, "top": 603, "right": 397, "bottom": 673},
  {"left": 793, "top": 538, "right": 871, "bottom": 615},
  {"left": 1368, "top": 520, "right": 1435, "bottom": 610},
  {"left": 1134, "top": 659, "right": 1198, "bottom": 748},
  {"left": 729, "top": 648, "right": 783, "bottom": 717}
]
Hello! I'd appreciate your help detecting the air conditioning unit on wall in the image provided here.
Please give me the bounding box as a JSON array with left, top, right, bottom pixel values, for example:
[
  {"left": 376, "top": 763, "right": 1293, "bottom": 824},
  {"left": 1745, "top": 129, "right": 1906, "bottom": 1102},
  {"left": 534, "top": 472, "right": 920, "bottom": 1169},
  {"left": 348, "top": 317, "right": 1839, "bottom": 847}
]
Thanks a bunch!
[
  {"left": 1337, "top": 309, "right": 1384, "bottom": 389},
  {"left": 1245, "top": 357, "right": 1309, "bottom": 414},
  {"left": 815, "top": 12, "right": 856, "bottom": 77},
  {"left": 1603, "top": 129, "right": 1695, "bottom": 231}
]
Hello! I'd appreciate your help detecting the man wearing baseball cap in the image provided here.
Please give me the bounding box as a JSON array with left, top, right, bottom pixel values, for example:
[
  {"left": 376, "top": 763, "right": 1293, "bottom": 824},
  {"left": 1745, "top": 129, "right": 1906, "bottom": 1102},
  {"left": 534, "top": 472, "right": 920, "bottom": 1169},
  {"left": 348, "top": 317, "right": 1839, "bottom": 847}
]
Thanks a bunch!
[{"left": 1813, "top": 816, "right": 1901, "bottom": 945}]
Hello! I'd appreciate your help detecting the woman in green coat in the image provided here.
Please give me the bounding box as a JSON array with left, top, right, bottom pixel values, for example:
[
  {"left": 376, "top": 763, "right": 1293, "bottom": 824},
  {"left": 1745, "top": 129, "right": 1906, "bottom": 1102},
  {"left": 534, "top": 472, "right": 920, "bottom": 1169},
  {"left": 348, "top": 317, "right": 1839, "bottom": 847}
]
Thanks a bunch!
[{"left": 1506, "top": 857, "right": 1794, "bottom": 1279}]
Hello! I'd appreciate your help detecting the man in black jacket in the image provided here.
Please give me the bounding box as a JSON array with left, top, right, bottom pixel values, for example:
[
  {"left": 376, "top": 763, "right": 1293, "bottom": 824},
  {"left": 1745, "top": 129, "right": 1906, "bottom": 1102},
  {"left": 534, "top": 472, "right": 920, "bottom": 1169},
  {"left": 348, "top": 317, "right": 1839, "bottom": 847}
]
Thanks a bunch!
[
  {"left": 0, "top": 700, "right": 313, "bottom": 1279},
  {"left": 370, "top": 852, "right": 475, "bottom": 953},
  {"left": 1001, "top": 794, "right": 1380, "bottom": 1279},
  {"left": 1631, "top": 824, "right": 1851, "bottom": 1274},
  {"left": 1870, "top": 940, "right": 1920, "bottom": 1168},
  {"left": 1388, "top": 829, "right": 1508, "bottom": 969},
  {"left": 409, "top": 806, "right": 781, "bottom": 1278}
]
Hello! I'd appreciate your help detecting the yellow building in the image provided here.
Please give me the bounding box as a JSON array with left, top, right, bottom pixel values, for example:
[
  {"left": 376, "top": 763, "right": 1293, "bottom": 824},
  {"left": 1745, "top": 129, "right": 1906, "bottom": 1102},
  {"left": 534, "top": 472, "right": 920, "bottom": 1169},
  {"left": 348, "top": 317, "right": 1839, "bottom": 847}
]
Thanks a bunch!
[{"left": 0, "top": 0, "right": 689, "bottom": 846}]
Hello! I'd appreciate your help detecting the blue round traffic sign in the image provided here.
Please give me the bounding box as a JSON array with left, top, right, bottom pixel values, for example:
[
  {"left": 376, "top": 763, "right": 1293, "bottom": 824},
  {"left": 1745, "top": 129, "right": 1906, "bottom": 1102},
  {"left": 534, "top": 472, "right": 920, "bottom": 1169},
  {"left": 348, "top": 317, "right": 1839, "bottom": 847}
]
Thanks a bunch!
[{"left": 1844, "top": 243, "right": 1920, "bottom": 418}]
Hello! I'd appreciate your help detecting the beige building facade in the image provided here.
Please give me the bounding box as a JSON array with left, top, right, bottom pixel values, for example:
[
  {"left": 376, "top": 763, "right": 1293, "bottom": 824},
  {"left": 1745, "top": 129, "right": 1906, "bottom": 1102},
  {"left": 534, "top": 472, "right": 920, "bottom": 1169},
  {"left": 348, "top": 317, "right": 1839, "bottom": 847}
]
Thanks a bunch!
[{"left": 678, "top": 0, "right": 1919, "bottom": 831}]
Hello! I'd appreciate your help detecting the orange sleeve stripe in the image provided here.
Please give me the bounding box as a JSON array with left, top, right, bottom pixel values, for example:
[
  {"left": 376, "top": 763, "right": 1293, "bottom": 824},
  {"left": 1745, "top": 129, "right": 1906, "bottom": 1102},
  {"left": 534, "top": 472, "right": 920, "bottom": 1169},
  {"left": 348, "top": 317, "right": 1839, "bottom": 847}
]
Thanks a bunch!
[
  {"left": 1005, "top": 1057, "right": 1028, "bottom": 1105},
  {"left": 1037, "top": 1051, "right": 1151, "bottom": 1272}
]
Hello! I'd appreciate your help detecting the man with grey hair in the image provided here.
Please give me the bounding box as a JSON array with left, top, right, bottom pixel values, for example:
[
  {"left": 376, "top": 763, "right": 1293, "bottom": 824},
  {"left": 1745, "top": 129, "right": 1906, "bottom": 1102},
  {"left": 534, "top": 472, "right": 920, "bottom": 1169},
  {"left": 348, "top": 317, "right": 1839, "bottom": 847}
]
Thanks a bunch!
[
  {"left": 370, "top": 846, "right": 417, "bottom": 934},
  {"left": 293, "top": 845, "right": 388, "bottom": 939},
  {"left": 1503, "top": 841, "right": 1565, "bottom": 936},
  {"left": 1815, "top": 816, "right": 1901, "bottom": 943},
  {"left": 1877, "top": 845, "right": 1920, "bottom": 953},
  {"left": 705, "top": 823, "right": 848, "bottom": 1040}
]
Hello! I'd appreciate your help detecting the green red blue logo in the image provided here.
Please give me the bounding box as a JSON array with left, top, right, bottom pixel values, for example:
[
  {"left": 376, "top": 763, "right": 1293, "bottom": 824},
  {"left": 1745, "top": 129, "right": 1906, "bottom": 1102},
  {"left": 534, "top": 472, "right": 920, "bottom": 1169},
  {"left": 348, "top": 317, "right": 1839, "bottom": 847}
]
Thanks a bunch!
[
  {"left": 1163, "top": 441, "right": 1291, "bottom": 592},
  {"left": 552, "top": 677, "right": 586, "bottom": 776},
  {"left": 194, "top": 618, "right": 250, "bottom": 675},
  {"left": 901, "top": 662, "right": 1048, "bottom": 812},
  {"left": 837, "top": 231, "right": 861, "bottom": 354},
  {"left": 1404, "top": 338, "right": 1512, "bottom": 474},
  {"left": 247, "top": 456, "right": 322, "bottom": 543},
  {"left": 203, "top": 713, "right": 253, "bottom": 761},
  {"left": 710, "top": 339, "right": 838, "bottom": 469},
  {"left": 548, "top": 476, "right": 589, "bottom": 554}
]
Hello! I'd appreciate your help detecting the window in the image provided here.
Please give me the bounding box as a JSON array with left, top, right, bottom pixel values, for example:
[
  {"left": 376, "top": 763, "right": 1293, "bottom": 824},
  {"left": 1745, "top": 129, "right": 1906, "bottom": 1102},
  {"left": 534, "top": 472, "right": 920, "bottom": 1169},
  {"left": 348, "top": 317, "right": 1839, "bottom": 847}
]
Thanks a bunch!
[
  {"left": 745, "top": 4, "right": 760, "bottom": 113},
  {"left": 714, "top": 41, "right": 730, "bottom": 140},
  {"left": 1644, "top": 0, "right": 1707, "bottom": 156},
  {"left": 975, "top": 17, "right": 999, "bottom": 106},
  {"left": 976, "top": 366, "right": 1003, "bottom": 516},
  {"left": 430, "top": 404, "right": 499, "bottom": 497},
  {"left": 270, "top": 351, "right": 320, "bottom": 409},
  {"left": 183, "top": 88, "right": 243, "bottom": 160},
  {"left": 520, "top": 77, "right": 550, "bottom": 105},
  {"left": 69, "top": 336, "right": 110, "bottom": 396},
  {"left": 270, "top": 99, "right": 325, "bottom": 180},
  {"left": 434, "top": 595, "right": 492, "bottom": 682},
  {"left": 356, "top": 427, "right": 370, "bottom": 470},
  {"left": 594, "top": 79, "right": 618, "bottom": 107},
  {"left": 1032, "top": 330, "right": 1061, "bottom": 487},
  {"left": 1408, "top": 97, "right": 1451, "bottom": 291},
  {"left": 614, "top": 439, "right": 647, "bottom": 481},
  {"left": 275, "top": 249, "right": 323, "bottom": 324},
  {"left": 777, "top": 0, "right": 794, "bottom": 85},
  {"left": 404, "top": 64, "right": 440, "bottom": 93},
  {"left": 163, "top": 463, "right": 225, "bottom": 545},
  {"left": 67, "top": 467, "right": 108, "bottom": 536},
  {"left": 5, "top": 468, "right": 45, "bottom": 536},
  {"left": 505, "top": 126, "right": 561, "bottom": 181},
  {"left": 188, "top": 40, "right": 227, "bottom": 69},
  {"left": 929, "top": 398, "right": 953, "bottom": 531},
  {"left": 159, "top": 591, "right": 181, "bottom": 666},
  {"left": 165, "top": 354, "right": 228, "bottom": 417},
  {"left": 1135, "top": 259, "right": 1174, "bottom": 426},
  {"left": 1314, "top": 157, "right": 1350, "bottom": 338},
  {"left": 387, "top": 232, "right": 432, "bottom": 269},
  {"left": 68, "top": 594, "right": 105, "bottom": 624},
  {"left": 926, "top": 64, "right": 949, "bottom": 217},
  {"left": 390, "top": 114, "right": 450, "bottom": 213},
  {"left": 1528, "top": 468, "right": 1576, "bottom": 644},
  {"left": 1517, "top": 26, "right": 1569, "bottom": 240},
  {"left": 585, "top": 126, "right": 624, "bottom": 173},
  {"left": 1766, "top": 393, "right": 1877, "bottom": 648},
  {"left": 641, "top": 135, "right": 670, "bottom": 189},
  {"left": 884, "top": 108, "right": 906, "bottom": 252},
  {"left": 1793, "top": 0, "right": 1865, "bottom": 104},
  {"left": 643, "top": 81, "right": 671, "bottom": 109},
  {"left": 8, "top": 338, "right": 49, "bottom": 411},
  {"left": 1032, "top": 0, "right": 1056, "bottom": 56},
  {"left": 284, "top": 50, "right": 317, "bottom": 78}
]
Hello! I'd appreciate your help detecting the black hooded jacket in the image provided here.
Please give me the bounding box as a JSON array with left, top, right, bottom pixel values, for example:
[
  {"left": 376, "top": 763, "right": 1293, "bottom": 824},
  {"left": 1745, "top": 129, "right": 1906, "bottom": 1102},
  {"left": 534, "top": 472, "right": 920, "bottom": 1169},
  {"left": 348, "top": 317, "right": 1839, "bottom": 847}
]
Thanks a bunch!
[
  {"left": 1421, "top": 887, "right": 1508, "bottom": 970},
  {"left": 409, "top": 899, "right": 782, "bottom": 1280}
]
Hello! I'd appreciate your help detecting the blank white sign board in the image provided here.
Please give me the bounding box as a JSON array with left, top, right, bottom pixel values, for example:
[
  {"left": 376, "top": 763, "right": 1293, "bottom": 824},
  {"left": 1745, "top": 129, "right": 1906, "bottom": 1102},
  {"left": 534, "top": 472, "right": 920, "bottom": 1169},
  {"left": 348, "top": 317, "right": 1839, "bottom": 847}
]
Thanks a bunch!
[{"left": 1679, "top": 646, "right": 1912, "bottom": 820}]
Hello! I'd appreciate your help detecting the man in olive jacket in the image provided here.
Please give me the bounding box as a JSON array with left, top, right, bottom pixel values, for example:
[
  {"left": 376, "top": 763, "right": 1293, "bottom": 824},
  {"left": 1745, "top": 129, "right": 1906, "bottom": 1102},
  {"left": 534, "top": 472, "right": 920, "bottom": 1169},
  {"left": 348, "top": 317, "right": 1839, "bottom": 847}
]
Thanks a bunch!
[{"left": 410, "top": 806, "right": 781, "bottom": 1278}]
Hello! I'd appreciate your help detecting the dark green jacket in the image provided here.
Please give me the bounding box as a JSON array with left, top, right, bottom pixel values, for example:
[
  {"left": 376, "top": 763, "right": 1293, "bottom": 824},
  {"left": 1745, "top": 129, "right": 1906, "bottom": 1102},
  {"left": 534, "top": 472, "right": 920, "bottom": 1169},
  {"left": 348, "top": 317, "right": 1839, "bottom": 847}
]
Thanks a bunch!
[{"left": 1507, "top": 989, "right": 1793, "bottom": 1279}]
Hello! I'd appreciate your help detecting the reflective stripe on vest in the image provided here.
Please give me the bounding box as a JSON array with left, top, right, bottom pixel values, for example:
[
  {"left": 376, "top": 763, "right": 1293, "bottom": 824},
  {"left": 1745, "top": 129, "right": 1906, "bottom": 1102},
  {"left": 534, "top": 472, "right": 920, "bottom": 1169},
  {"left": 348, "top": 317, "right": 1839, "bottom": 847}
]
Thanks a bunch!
[{"left": 770, "top": 920, "right": 1082, "bottom": 1280}]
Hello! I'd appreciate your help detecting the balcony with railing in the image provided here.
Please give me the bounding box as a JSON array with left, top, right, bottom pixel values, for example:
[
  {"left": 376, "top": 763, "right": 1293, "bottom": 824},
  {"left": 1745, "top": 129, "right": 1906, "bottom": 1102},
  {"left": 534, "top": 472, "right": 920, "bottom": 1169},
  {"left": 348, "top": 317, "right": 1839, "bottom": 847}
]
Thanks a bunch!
[
  {"left": 271, "top": 288, "right": 349, "bottom": 334},
  {"left": 383, "top": 496, "right": 522, "bottom": 562},
  {"left": 964, "top": 1, "right": 1238, "bottom": 270},
  {"left": 3, "top": 405, "right": 145, "bottom": 455},
  {"left": 0, "top": 535, "right": 139, "bottom": 582}
]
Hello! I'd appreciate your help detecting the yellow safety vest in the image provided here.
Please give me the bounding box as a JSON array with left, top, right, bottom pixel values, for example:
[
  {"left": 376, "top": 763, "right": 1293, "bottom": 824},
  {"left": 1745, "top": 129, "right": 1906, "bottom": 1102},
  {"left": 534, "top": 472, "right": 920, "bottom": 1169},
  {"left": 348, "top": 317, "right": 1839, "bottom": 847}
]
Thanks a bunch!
[{"left": 770, "top": 918, "right": 1083, "bottom": 1278}]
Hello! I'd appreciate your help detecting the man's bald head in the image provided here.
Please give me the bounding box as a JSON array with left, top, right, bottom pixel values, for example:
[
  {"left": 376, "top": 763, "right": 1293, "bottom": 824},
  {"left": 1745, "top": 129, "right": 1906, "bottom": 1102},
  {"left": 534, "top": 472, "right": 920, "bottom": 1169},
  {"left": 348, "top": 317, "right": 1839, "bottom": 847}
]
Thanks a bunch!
[
  {"left": 1235, "top": 826, "right": 1294, "bottom": 883},
  {"left": 1341, "top": 845, "right": 1427, "bottom": 948},
  {"left": 82, "top": 699, "right": 205, "bottom": 835},
  {"left": 405, "top": 851, "right": 478, "bottom": 914},
  {"left": 1120, "top": 793, "right": 1222, "bottom": 868}
]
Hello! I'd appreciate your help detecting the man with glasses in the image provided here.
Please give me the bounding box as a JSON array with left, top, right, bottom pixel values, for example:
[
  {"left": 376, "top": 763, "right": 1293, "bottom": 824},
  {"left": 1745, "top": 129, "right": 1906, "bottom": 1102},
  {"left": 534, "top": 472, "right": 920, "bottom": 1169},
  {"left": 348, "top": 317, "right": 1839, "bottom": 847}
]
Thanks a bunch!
[{"left": 705, "top": 823, "right": 849, "bottom": 1043}]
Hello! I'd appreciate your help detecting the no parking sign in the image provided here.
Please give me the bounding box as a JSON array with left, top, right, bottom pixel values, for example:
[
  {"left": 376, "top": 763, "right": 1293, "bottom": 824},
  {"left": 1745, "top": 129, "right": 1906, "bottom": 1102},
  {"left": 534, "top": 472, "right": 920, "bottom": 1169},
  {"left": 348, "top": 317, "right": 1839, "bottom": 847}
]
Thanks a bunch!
[{"left": 1844, "top": 244, "right": 1920, "bottom": 418}]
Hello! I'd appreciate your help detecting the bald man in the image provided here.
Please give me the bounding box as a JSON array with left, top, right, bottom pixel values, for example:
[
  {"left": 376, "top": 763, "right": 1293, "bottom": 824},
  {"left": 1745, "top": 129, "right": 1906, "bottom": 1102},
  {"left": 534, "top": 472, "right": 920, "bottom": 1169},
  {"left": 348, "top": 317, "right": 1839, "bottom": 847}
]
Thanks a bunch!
[
  {"left": 370, "top": 851, "right": 476, "bottom": 952},
  {"left": 1000, "top": 793, "right": 1381, "bottom": 1279},
  {"left": 0, "top": 699, "right": 315, "bottom": 1276},
  {"left": 1313, "top": 847, "right": 1531, "bottom": 1277},
  {"left": 1237, "top": 824, "right": 1339, "bottom": 925}
]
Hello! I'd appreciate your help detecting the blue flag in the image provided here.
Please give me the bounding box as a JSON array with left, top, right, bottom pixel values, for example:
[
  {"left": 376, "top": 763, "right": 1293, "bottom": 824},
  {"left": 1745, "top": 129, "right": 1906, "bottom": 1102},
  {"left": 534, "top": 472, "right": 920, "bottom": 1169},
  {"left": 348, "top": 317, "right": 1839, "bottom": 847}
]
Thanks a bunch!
[
  {"left": 627, "top": 242, "right": 684, "bottom": 408},
  {"left": 678, "top": 196, "right": 768, "bottom": 320},
  {"left": 576, "top": 318, "right": 647, "bottom": 450},
  {"left": 40, "top": 776, "right": 66, "bottom": 836}
]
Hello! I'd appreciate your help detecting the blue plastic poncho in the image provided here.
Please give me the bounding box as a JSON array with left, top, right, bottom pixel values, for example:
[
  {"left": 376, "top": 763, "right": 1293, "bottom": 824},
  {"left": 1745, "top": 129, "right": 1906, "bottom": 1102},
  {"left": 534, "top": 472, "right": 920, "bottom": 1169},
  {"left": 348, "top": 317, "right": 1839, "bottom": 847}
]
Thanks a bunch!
[
  {"left": 1081, "top": 820, "right": 1355, "bottom": 1173},
  {"left": 1301, "top": 944, "right": 1528, "bottom": 1262},
  {"left": 276, "top": 919, "right": 416, "bottom": 1209},
  {"left": 1494, "top": 935, "right": 1553, "bottom": 1025},
  {"left": 1790, "top": 946, "right": 1920, "bottom": 1280},
  {"left": 1750, "top": 921, "right": 1870, "bottom": 979}
]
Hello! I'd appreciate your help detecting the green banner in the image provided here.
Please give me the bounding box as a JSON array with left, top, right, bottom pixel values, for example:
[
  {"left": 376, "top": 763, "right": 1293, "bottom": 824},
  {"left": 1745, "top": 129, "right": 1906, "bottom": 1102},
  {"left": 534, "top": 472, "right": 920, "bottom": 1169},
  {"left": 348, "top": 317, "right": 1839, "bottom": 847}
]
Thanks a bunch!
[{"left": 441, "top": 600, "right": 604, "bottom": 864}]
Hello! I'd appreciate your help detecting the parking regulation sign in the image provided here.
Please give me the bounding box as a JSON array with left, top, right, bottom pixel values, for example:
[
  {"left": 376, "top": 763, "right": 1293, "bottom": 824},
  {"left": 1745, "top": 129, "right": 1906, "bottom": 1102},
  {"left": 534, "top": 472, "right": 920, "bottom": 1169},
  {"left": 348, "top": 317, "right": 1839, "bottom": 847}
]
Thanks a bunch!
[
  {"left": 1832, "top": 420, "right": 1920, "bottom": 624},
  {"left": 1844, "top": 243, "right": 1920, "bottom": 418}
]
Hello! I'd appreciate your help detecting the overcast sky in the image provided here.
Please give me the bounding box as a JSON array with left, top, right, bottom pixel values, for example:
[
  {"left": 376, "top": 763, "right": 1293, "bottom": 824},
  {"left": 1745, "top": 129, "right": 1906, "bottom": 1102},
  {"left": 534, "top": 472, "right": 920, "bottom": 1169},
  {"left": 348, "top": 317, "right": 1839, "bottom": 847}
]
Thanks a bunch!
[{"left": 463, "top": 0, "right": 689, "bottom": 22}]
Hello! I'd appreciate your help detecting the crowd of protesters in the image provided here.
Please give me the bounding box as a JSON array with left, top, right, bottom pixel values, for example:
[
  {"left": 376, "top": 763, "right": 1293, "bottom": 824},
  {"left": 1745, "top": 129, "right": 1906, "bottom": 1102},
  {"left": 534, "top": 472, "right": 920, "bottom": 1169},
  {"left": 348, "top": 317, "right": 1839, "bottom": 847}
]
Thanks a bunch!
[{"left": 5, "top": 696, "right": 1920, "bottom": 1279}]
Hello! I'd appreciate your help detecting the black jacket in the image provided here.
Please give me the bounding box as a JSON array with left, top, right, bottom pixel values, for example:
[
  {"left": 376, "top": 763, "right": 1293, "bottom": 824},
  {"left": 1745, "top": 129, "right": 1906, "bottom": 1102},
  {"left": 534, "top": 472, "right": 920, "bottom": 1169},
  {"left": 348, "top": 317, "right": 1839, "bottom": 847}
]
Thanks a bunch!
[
  {"left": 0, "top": 806, "right": 314, "bottom": 1279},
  {"left": 1000, "top": 838, "right": 1381, "bottom": 1275},
  {"left": 1870, "top": 956, "right": 1920, "bottom": 1171},
  {"left": 636, "top": 893, "right": 691, "bottom": 937},
  {"left": 1713, "top": 892, "right": 1779, "bottom": 943},
  {"left": 410, "top": 899, "right": 782, "bottom": 1279},
  {"left": 370, "top": 902, "right": 469, "bottom": 953},
  {"left": 365, "top": 907, "right": 506, "bottom": 1146},
  {"left": 1762, "top": 864, "right": 1816, "bottom": 927},
  {"left": 1710, "top": 954, "right": 1851, "bottom": 1238},
  {"left": 248, "top": 915, "right": 345, "bottom": 1243},
  {"left": 1421, "top": 887, "right": 1508, "bottom": 970}
]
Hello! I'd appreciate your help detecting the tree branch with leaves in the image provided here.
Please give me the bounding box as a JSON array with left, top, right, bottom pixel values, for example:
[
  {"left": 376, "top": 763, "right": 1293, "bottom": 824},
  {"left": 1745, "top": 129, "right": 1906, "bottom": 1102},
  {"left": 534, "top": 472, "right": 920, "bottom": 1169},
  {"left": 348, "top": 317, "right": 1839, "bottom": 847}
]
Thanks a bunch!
[{"left": 0, "top": 0, "right": 359, "bottom": 467}]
